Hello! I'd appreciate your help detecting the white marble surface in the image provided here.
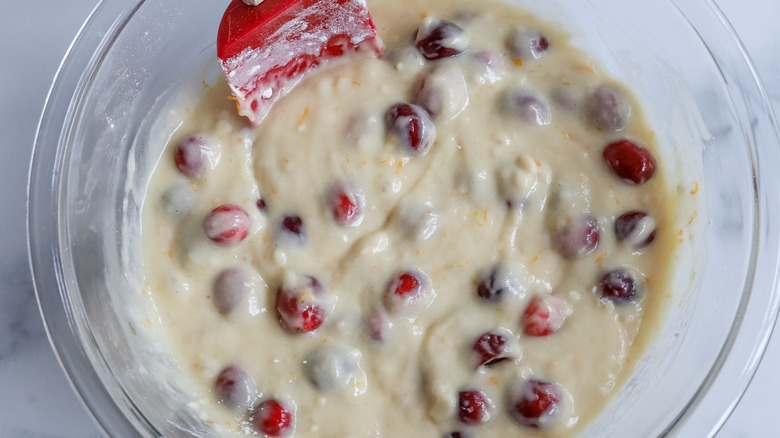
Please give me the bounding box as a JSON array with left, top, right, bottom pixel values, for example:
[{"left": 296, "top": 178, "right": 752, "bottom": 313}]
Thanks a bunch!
[{"left": 1, "top": 0, "right": 778, "bottom": 436}]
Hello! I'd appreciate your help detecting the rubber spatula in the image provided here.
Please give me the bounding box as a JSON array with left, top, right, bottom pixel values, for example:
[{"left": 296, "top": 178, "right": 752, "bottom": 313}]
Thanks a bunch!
[{"left": 217, "top": 0, "right": 384, "bottom": 125}]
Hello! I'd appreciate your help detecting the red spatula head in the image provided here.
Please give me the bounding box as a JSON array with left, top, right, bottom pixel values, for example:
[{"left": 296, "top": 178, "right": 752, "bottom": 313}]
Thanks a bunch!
[{"left": 217, "top": 0, "right": 383, "bottom": 125}]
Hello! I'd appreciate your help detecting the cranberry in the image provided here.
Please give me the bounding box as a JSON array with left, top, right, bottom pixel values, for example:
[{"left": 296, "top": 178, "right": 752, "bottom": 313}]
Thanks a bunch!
[
  {"left": 385, "top": 103, "right": 437, "bottom": 156},
  {"left": 502, "top": 91, "right": 551, "bottom": 125},
  {"left": 382, "top": 270, "right": 431, "bottom": 315},
  {"left": 276, "top": 275, "right": 327, "bottom": 334},
  {"left": 444, "top": 432, "right": 472, "bottom": 438},
  {"left": 174, "top": 134, "right": 209, "bottom": 178},
  {"left": 368, "top": 310, "right": 393, "bottom": 342},
  {"left": 509, "top": 379, "right": 562, "bottom": 429},
  {"left": 415, "top": 18, "right": 469, "bottom": 60},
  {"left": 507, "top": 28, "right": 549, "bottom": 60},
  {"left": 587, "top": 86, "right": 631, "bottom": 131},
  {"left": 598, "top": 269, "right": 641, "bottom": 304},
  {"left": 203, "top": 204, "right": 250, "bottom": 246},
  {"left": 329, "top": 181, "right": 365, "bottom": 227},
  {"left": 162, "top": 184, "right": 195, "bottom": 216},
  {"left": 615, "top": 210, "right": 657, "bottom": 249},
  {"left": 398, "top": 202, "right": 439, "bottom": 240},
  {"left": 477, "top": 265, "right": 519, "bottom": 303},
  {"left": 414, "top": 65, "right": 469, "bottom": 120},
  {"left": 280, "top": 214, "right": 305, "bottom": 240},
  {"left": 603, "top": 139, "right": 657, "bottom": 185},
  {"left": 214, "top": 365, "right": 257, "bottom": 410},
  {"left": 522, "top": 294, "right": 572, "bottom": 337},
  {"left": 252, "top": 399, "right": 294, "bottom": 437},
  {"left": 472, "top": 332, "right": 514, "bottom": 368},
  {"left": 256, "top": 198, "right": 267, "bottom": 213},
  {"left": 458, "top": 389, "right": 493, "bottom": 425},
  {"left": 303, "top": 345, "right": 356, "bottom": 392},
  {"left": 468, "top": 50, "right": 504, "bottom": 84},
  {"left": 553, "top": 214, "right": 600, "bottom": 259},
  {"left": 213, "top": 268, "right": 251, "bottom": 314}
]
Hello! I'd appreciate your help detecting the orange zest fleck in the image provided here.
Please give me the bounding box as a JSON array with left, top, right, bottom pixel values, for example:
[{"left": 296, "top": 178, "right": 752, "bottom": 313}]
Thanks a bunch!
[
  {"left": 352, "top": 81, "right": 362, "bottom": 86},
  {"left": 475, "top": 209, "right": 488, "bottom": 226},
  {"left": 690, "top": 181, "right": 699, "bottom": 195},
  {"left": 284, "top": 158, "right": 290, "bottom": 164},
  {"left": 513, "top": 58, "right": 523, "bottom": 66},
  {"left": 298, "top": 106, "right": 310, "bottom": 127},
  {"left": 202, "top": 80, "right": 210, "bottom": 89},
  {"left": 226, "top": 94, "right": 240, "bottom": 113},
  {"left": 489, "top": 377, "right": 499, "bottom": 386},
  {"left": 563, "top": 82, "right": 571, "bottom": 86},
  {"left": 688, "top": 210, "right": 698, "bottom": 225}
]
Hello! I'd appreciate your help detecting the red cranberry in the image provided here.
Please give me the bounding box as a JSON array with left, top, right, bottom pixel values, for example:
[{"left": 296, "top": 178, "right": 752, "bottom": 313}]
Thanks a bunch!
[
  {"left": 522, "top": 294, "right": 572, "bottom": 337},
  {"left": 256, "top": 198, "right": 267, "bottom": 213},
  {"left": 203, "top": 204, "right": 250, "bottom": 246},
  {"left": 444, "top": 432, "right": 472, "bottom": 438},
  {"left": 509, "top": 379, "right": 562, "bottom": 429},
  {"left": 368, "top": 310, "right": 393, "bottom": 342},
  {"left": 477, "top": 265, "right": 519, "bottom": 303},
  {"left": 502, "top": 91, "right": 551, "bottom": 125},
  {"left": 385, "top": 103, "right": 436, "bottom": 156},
  {"left": 553, "top": 214, "right": 600, "bottom": 259},
  {"left": 413, "top": 65, "right": 469, "bottom": 120},
  {"left": 303, "top": 345, "right": 356, "bottom": 392},
  {"left": 603, "top": 139, "right": 657, "bottom": 185},
  {"left": 598, "top": 269, "right": 641, "bottom": 304},
  {"left": 162, "top": 184, "right": 195, "bottom": 215},
  {"left": 329, "top": 181, "right": 365, "bottom": 227},
  {"left": 507, "top": 28, "right": 549, "bottom": 60},
  {"left": 281, "top": 214, "right": 305, "bottom": 240},
  {"left": 587, "top": 86, "right": 631, "bottom": 131},
  {"left": 276, "top": 275, "right": 327, "bottom": 334},
  {"left": 472, "top": 332, "right": 515, "bottom": 368},
  {"left": 174, "top": 134, "right": 209, "bottom": 178},
  {"left": 252, "top": 399, "right": 294, "bottom": 437},
  {"left": 468, "top": 50, "right": 504, "bottom": 84},
  {"left": 214, "top": 365, "right": 257, "bottom": 410},
  {"left": 213, "top": 268, "right": 251, "bottom": 314},
  {"left": 415, "top": 18, "right": 469, "bottom": 60},
  {"left": 615, "top": 210, "right": 656, "bottom": 249},
  {"left": 458, "top": 389, "right": 493, "bottom": 425},
  {"left": 398, "top": 202, "right": 439, "bottom": 240},
  {"left": 382, "top": 270, "right": 431, "bottom": 315}
]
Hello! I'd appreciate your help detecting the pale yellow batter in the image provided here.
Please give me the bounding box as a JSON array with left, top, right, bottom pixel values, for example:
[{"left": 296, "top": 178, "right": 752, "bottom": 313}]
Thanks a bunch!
[{"left": 142, "top": 0, "right": 677, "bottom": 436}]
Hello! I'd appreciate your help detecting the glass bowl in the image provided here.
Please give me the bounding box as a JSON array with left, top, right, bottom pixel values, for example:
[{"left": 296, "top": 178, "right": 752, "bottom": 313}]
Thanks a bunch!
[{"left": 28, "top": 0, "right": 780, "bottom": 436}]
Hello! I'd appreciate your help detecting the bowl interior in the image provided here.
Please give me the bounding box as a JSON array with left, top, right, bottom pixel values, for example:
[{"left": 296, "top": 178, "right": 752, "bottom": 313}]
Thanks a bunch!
[{"left": 29, "top": 0, "right": 780, "bottom": 436}]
